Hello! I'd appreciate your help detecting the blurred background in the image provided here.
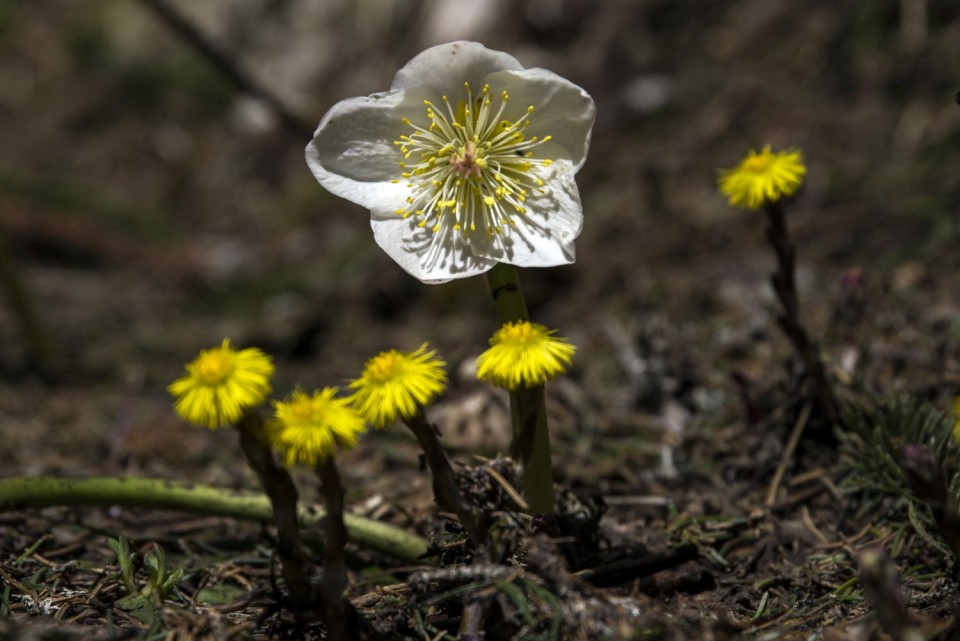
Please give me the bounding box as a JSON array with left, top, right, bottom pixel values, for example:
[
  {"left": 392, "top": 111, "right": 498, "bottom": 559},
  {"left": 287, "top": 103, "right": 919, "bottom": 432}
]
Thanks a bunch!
[{"left": 1, "top": 0, "right": 958, "bottom": 490}]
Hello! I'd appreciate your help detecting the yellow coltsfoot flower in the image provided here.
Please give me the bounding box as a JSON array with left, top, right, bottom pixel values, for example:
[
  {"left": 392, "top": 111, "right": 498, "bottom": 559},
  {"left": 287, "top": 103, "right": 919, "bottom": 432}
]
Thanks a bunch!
[
  {"left": 718, "top": 146, "right": 806, "bottom": 210},
  {"left": 270, "top": 388, "right": 365, "bottom": 467},
  {"left": 348, "top": 344, "right": 447, "bottom": 428},
  {"left": 476, "top": 321, "right": 575, "bottom": 391},
  {"left": 306, "top": 41, "right": 596, "bottom": 283},
  {"left": 168, "top": 339, "right": 274, "bottom": 429}
]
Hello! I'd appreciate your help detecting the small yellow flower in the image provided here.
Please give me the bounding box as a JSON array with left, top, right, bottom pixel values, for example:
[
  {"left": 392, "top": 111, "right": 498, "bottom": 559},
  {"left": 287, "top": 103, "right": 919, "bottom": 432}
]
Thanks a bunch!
[
  {"left": 476, "top": 321, "right": 575, "bottom": 391},
  {"left": 348, "top": 344, "right": 447, "bottom": 428},
  {"left": 168, "top": 339, "right": 274, "bottom": 428},
  {"left": 270, "top": 388, "right": 365, "bottom": 467},
  {"left": 718, "top": 146, "right": 806, "bottom": 210}
]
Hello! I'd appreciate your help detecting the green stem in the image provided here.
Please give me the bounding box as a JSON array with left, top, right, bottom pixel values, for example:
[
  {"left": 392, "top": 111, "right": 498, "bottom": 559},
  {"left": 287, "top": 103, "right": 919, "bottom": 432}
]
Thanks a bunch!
[
  {"left": 509, "top": 387, "right": 554, "bottom": 515},
  {"left": 0, "top": 476, "right": 428, "bottom": 562},
  {"left": 485, "top": 263, "right": 529, "bottom": 324},
  {"left": 485, "top": 263, "right": 555, "bottom": 514}
]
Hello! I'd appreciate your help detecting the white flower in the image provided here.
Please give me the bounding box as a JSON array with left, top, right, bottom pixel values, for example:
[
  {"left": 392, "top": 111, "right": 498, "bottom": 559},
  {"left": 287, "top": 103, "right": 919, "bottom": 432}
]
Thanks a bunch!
[{"left": 306, "top": 41, "right": 596, "bottom": 283}]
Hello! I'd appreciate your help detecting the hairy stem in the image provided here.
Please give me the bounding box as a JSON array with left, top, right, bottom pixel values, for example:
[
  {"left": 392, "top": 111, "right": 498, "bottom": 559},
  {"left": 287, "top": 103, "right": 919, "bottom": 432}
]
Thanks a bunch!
[
  {"left": 315, "top": 459, "right": 357, "bottom": 641},
  {"left": 404, "top": 411, "right": 487, "bottom": 547},
  {"left": 764, "top": 203, "right": 839, "bottom": 429},
  {"left": 235, "top": 414, "right": 313, "bottom": 609},
  {"left": 0, "top": 476, "right": 428, "bottom": 562}
]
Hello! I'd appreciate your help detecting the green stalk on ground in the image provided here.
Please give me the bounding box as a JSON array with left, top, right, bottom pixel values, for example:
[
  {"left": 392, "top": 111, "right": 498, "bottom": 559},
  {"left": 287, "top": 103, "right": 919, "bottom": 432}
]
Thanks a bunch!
[{"left": 0, "top": 476, "right": 428, "bottom": 563}]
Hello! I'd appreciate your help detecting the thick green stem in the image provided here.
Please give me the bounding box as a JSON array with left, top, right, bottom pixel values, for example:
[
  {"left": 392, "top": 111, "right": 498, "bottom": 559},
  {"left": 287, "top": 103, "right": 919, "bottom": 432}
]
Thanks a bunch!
[
  {"left": 0, "top": 476, "right": 428, "bottom": 562},
  {"left": 315, "top": 459, "right": 357, "bottom": 641},
  {"left": 509, "top": 387, "right": 554, "bottom": 515},
  {"left": 485, "top": 263, "right": 555, "bottom": 514},
  {"left": 235, "top": 415, "right": 313, "bottom": 609},
  {"left": 403, "top": 411, "right": 487, "bottom": 547},
  {"left": 485, "top": 263, "right": 529, "bottom": 324}
]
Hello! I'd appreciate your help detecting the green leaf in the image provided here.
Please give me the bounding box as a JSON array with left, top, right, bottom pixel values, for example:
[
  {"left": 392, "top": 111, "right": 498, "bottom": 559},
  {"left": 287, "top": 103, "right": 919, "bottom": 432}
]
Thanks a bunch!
[{"left": 195, "top": 583, "right": 247, "bottom": 605}]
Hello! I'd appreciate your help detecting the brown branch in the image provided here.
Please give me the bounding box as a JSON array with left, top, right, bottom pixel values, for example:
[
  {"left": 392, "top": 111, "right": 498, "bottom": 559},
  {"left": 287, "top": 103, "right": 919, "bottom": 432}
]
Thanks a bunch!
[{"left": 138, "top": 0, "right": 314, "bottom": 139}]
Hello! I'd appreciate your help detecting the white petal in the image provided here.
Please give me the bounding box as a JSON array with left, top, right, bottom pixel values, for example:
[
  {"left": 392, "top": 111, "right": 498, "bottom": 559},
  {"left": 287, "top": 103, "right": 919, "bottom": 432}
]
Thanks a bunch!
[
  {"left": 370, "top": 211, "right": 496, "bottom": 283},
  {"left": 484, "top": 68, "right": 595, "bottom": 172},
  {"left": 306, "top": 87, "right": 433, "bottom": 211},
  {"left": 391, "top": 41, "right": 523, "bottom": 93},
  {"left": 464, "top": 159, "right": 583, "bottom": 267}
]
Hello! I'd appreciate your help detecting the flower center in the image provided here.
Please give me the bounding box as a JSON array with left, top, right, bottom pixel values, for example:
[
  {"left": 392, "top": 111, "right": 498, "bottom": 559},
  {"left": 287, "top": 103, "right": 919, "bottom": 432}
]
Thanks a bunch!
[
  {"left": 742, "top": 152, "right": 774, "bottom": 174},
  {"left": 393, "top": 82, "right": 555, "bottom": 236},
  {"left": 286, "top": 396, "right": 316, "bottom": 422},
  {"left": 194, "top": 350, "right": 235, "bottom": 386},
  {"left": 365, "top": 351, "right": 405, "bottom": 384},
  {"left": 497, "top": 322, "right": 538, "bottom": 346},
  {"left": 450, "top": 141, "right": 485, "bottom": 177}
]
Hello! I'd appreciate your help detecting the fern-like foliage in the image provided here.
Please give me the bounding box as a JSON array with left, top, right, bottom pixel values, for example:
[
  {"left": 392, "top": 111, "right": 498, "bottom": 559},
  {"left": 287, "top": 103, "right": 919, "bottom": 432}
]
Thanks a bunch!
[{"left": 838, "top": 395, "right": 960, "bottom": 513}]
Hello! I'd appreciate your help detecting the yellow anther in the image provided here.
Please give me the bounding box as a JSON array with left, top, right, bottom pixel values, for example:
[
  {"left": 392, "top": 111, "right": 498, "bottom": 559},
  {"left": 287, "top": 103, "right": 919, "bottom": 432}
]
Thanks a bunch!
[
  {"left": 483, "top": 196, "right": 495, "bottom": 206},
  {"left": 402, "top": 117, "right": 412, "bottom": 125},
  {"left": 527, "top": 105, "right": 534, "bottom": 113},
  {"left": 502, "top": 91, "right": 509, "bottom": 101},
  {"left": 542, "top": 135, "right": 552, "bottom": 142}
]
